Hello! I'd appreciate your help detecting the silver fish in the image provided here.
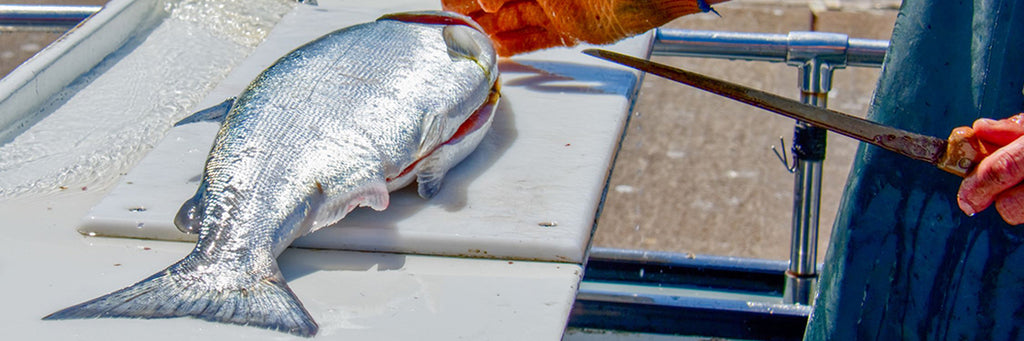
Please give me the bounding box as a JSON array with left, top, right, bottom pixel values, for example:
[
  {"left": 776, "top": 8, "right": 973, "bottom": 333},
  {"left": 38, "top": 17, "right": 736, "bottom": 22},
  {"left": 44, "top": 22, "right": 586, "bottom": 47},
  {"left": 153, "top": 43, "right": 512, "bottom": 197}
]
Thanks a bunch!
[{"left": 44, "top": 11, "right": 499, "bottom": 337}]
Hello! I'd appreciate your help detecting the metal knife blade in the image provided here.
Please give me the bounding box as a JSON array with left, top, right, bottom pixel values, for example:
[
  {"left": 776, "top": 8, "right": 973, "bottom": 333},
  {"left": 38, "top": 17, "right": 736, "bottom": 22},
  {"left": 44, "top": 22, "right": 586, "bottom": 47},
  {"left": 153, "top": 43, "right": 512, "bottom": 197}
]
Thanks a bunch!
[{"left": 583, "top": 48, "right": 989, "bottom": 177}]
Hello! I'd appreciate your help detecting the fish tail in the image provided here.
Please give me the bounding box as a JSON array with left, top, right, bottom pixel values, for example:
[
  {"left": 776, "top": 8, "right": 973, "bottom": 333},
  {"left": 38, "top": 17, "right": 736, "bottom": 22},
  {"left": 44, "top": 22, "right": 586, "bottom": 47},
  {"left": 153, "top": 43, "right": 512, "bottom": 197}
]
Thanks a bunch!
[{"left": 43, "top": 259, "right": 318, "bottom": 337}]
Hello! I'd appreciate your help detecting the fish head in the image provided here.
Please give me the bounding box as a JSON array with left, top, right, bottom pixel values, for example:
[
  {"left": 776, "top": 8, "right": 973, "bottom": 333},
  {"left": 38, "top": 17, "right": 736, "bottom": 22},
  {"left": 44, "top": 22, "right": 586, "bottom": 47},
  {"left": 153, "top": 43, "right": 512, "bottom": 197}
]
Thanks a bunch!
[{"left": 378, "top": 11, "right": 498, "bottom": 84}]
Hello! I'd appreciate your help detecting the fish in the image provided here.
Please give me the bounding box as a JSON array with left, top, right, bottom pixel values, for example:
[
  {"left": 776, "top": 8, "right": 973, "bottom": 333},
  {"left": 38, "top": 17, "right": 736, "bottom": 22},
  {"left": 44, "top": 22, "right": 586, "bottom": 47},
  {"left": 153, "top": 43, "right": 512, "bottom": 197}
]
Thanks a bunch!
[{"left": 43, "top": 10, "right": 500, "bottom": 337}]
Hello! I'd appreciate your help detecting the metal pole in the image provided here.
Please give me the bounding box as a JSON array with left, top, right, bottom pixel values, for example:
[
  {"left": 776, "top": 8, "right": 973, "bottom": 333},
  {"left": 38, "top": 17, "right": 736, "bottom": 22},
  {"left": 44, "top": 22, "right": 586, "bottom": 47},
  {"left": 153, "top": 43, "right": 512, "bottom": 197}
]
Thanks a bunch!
[
  {"left": 653, "top": 29, "right": 886, "bottom": 305},
  {"left": 782, "top": 31, "right": 849, "bottom": 305},
  {"left": 0, "top": 4, "right": 101, "bottom": 32},
  {"left": 654, "top": 29, "right": 886, "bottom": 67}
]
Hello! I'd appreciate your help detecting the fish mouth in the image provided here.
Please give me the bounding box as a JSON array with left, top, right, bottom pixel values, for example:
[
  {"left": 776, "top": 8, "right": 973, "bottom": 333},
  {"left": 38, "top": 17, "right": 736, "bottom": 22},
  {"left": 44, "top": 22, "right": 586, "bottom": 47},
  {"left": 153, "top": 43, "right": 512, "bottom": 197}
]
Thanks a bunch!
[{"left": 378, "top": 10, "right": 486, "bottom": 33}]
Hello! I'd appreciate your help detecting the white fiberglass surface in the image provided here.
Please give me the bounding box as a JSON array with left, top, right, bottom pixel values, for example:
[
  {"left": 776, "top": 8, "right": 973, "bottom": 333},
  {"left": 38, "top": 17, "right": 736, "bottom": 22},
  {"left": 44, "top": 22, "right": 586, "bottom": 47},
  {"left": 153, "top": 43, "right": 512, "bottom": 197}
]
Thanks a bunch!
[{"left": 0, "top": 0, "right": 294, "bottom": 198}]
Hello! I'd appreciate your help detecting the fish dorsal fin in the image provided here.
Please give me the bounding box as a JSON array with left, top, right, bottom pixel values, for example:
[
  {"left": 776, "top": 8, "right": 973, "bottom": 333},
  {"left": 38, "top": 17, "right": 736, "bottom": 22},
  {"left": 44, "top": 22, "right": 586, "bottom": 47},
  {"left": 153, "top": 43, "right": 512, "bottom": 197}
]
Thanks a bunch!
[{"left": 174, "top": 98, "right": 235, "bottom": 126}]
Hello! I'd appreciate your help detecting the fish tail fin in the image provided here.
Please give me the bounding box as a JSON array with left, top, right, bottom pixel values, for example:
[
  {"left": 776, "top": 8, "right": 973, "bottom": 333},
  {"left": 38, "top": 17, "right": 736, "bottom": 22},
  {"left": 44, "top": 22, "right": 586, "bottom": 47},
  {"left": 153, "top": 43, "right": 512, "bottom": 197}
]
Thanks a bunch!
[{"left": 43, "top": 259, "right": 318, "bottom": 337}]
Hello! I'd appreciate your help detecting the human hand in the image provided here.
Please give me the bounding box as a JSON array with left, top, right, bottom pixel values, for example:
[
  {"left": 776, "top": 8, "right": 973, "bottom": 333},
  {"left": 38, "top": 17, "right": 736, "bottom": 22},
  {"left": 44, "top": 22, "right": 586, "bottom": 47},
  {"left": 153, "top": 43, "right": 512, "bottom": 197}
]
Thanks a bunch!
[
  {"left": 441, "top": 0, "right": 728, "bottom": 56},
  {"left": 957, "top": 113, "right": 1024, "bottom": 224}
]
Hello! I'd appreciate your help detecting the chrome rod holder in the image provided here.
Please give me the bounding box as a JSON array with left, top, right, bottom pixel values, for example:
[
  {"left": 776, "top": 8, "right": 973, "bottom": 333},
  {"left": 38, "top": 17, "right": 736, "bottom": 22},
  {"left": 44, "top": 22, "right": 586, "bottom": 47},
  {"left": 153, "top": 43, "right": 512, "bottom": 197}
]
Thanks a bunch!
[
  {"left": 782, "top": 31, "right": 848, "bottom": 305},
  {"left": 653, "top": 29, "right": 888, "bottom": 305}
]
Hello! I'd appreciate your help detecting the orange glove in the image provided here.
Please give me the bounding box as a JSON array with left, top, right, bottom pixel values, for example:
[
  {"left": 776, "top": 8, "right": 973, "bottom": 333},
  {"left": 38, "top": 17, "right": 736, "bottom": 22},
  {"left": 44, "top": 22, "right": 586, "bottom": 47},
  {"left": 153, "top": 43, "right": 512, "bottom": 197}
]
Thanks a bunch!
[
  {"left": 442, "top": 0, "right": 728, "bottom": 56},
  {"left": 957, "top": 113, "right": 1024, "bottom": 225}
]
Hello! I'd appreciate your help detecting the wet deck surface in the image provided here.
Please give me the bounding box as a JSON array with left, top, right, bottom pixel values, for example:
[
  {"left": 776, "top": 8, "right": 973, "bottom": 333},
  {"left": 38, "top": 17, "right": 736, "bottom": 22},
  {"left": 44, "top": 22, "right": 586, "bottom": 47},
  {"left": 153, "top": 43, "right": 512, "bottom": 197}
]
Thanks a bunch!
[{"left": 0, "top": 0, "right": 899, "bottom": 261}]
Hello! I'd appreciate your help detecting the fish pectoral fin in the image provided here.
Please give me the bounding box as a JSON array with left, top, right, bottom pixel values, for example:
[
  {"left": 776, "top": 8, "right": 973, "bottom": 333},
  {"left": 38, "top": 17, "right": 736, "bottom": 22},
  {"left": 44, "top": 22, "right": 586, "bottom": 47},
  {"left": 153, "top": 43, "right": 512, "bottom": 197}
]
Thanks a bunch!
[
  {"left": 416, "top": 114, "right": 445, "bottom": 159},
  {"left": 440, "top": 24, "right": 495, "bottom": 79},
  {"left": 309, "top": 181, "right": 390, "bottom": 233},
  {"left": 174, "top": 97, "right": 235, "bottom": 126},
  {"left": 443, "top": 25, "right": 484, "bottom": 61},
  {"left": 415, "top": 157, "right": 448, "bottom": 199},
  {"left": 354, "top": 182, "right": 390, "bottom": 211},
  {"left": 415, "top": 92, "right": 498, "bottom": 199},
  {"left": 442, "top": 25, "right": 495, "bottom": 79}
]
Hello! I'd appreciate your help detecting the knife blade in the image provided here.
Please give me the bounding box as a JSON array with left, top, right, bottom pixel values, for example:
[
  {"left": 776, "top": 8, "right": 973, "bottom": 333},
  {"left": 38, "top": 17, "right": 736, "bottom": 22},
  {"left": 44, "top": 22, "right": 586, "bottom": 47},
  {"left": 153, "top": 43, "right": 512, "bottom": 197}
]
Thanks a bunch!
[{"left": 583, "top": 48, "right": 990, "bottom": 177}]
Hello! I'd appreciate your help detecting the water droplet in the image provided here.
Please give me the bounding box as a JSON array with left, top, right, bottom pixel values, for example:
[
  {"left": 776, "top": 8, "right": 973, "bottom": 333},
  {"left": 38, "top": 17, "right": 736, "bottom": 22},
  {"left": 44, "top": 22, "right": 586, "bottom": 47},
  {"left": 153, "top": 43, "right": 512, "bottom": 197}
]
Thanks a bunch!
[
  {"left": 136, "top": 222, "right": 145, "bottom": 229},
  {"left": 538, "top": 221, "right": 558, "bottom": 227}
]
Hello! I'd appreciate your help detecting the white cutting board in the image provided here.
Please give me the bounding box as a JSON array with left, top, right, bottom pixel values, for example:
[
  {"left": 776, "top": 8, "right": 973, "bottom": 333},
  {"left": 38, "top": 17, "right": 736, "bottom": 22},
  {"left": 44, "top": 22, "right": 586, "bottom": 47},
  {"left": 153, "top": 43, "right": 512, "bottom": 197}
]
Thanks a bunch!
[{"left": 79, "top": 0, "right": 650, "bottom": 264}]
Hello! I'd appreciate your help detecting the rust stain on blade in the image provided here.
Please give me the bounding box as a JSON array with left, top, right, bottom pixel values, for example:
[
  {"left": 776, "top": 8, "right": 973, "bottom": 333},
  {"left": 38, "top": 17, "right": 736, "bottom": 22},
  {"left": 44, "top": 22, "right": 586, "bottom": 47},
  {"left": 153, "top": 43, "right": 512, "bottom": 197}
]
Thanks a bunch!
[{"left": 872, "top": 134, "right": 947, "bottom": 164}]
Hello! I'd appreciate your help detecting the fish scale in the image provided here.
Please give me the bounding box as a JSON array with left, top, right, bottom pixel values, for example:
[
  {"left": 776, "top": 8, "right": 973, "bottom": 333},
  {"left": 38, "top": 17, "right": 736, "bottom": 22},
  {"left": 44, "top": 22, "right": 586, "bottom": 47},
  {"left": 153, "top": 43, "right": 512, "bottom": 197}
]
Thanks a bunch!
[{"left": 44, "top": 11, "right": 500, "bottom": 337}]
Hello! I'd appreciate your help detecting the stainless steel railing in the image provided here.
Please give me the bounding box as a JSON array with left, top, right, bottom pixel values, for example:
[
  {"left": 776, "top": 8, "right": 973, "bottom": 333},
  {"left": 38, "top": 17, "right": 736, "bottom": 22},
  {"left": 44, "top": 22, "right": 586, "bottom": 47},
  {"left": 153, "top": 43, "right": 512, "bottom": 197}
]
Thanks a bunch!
[{"left": 0, "top": 4, "right": 100, "bottom": 32}]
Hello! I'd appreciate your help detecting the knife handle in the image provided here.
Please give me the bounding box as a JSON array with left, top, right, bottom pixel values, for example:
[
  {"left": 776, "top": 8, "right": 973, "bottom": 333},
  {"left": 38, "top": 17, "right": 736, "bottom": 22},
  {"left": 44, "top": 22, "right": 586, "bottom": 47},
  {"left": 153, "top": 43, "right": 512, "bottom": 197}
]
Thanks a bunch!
[{"left": 938, "top": 126, "right": 996, "bottom": 177}]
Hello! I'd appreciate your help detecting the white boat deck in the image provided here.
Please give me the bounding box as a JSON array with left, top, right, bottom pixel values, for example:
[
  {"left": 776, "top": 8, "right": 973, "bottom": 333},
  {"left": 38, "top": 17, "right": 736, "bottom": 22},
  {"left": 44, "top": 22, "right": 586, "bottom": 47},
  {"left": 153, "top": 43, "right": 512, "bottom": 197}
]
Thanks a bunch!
[{"left": 0, "top": 0, "right": 649, "bottom": 339}]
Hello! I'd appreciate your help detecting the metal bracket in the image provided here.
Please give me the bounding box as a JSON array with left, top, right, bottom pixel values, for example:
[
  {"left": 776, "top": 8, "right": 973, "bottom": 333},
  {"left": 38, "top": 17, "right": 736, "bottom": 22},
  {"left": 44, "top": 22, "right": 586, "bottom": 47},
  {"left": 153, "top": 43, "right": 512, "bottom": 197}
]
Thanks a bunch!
[{"left": 772, "top": 136, "right": 797, "bottom": 173}]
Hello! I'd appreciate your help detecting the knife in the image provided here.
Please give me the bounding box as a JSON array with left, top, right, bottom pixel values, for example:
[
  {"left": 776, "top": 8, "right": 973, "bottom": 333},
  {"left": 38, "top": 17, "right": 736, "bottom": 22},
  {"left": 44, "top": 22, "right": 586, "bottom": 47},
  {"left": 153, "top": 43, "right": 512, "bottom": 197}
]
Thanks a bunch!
[{"left": 583, "top": 48, "right": 992, "bottom": 177}]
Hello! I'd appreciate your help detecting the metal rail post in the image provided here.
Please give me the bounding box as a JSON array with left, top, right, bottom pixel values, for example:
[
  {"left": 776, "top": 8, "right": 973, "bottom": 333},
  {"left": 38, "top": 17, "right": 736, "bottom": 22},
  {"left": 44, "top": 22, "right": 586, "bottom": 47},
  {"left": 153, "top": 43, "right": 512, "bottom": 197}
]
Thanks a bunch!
[{"left": 781, "top": 32, "right": 849, "bottom": 305}]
